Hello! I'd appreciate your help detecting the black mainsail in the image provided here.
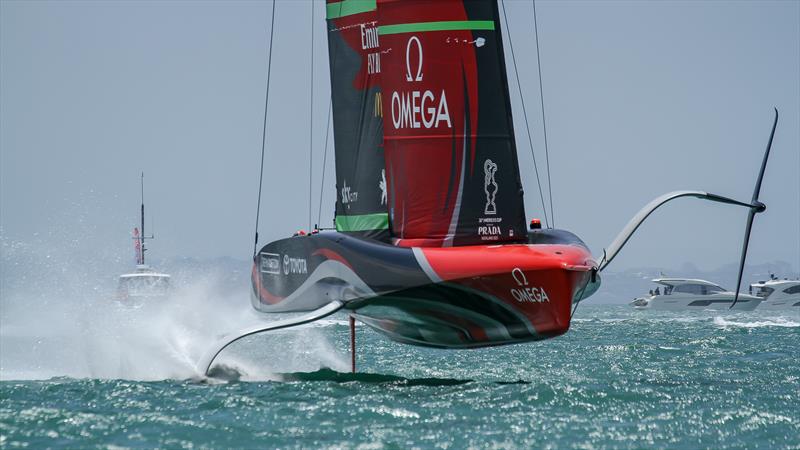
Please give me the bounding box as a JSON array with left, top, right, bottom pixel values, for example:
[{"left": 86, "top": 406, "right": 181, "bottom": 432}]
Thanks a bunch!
[{"left": 326, "top": 0, "right": 389, "bottom": 240}]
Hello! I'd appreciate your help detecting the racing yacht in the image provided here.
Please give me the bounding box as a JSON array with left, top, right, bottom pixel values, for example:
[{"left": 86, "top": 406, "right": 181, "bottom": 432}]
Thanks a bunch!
[
  {"left": 631, "top": 278, "right": 762, "bottom": 311},
  {"left": 199, "top": 0, "right": 779, "bottom": 374}
]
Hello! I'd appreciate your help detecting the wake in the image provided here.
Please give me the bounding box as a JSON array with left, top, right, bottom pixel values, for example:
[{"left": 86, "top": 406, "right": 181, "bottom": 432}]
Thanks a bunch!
[{"left": 712, "top": 316, "right": 800, "bottom": 329}]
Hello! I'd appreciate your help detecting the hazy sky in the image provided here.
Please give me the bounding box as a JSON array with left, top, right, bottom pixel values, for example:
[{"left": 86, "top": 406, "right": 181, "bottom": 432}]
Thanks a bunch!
[{"left": 2, "top": 0, "right": 798, "bottom": 272}]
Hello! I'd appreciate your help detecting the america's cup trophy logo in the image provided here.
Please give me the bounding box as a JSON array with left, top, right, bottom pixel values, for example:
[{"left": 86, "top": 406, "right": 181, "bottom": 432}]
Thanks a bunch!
[
  {"left": 379, "top": 169, "right": 387, "bottom": 205},
  {"left": 484, "top": 159, "right": 498, "bottom": 215}
]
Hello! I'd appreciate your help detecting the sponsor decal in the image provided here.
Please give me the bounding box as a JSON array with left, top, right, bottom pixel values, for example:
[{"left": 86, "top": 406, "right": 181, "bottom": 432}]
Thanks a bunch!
[
  {"left": 390, "top": 90, "right": 451, "bottom": 130},
  {"left": 477, "top": 159, "right": 503, "bottom": 240},
  {"left": 361, "top": 22, "right": 379, "bottom": 50},
  {"left": 260, "top": 252, "right": 281, "bottom": 275},
  {"left": 374, "top": 92, "right": 383, "bottom": 118},
  {"left": 360, "top": 22, "right": 381, "bottom": 74},
  {"left": 484, "top": 159, "right": 498, "bottom": 215},
  {"left": 390, "top": 36, "right": 452, "bottom": 130},
  {"left": 405, "top": 36, "right": 423, "bottom": 82},
  {"left": 341, "top": 180, "right": 358, "bottom": 208},
  {"left": 379, "top": 169, "right": 387, "bottom": 205},
  {"left": 510, "top": 267, "right": 550, "bottom": 303},
  {"left": 282, "top": 254, "right": 308, "bottom": 275},
  {"left": 477, "top": 217, "right": 502, "bottom": 239}
]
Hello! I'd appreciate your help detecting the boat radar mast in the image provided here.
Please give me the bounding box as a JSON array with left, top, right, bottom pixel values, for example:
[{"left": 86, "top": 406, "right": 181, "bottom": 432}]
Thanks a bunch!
[
  {"left": 117, "top": 172, "right": 170, "bottom": 302},
  {"left": 135, "top": 172, "right": 155, "bottom": 266}
]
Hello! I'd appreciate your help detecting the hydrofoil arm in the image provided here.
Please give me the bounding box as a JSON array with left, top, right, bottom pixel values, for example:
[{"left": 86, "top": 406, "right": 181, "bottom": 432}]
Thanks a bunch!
[
  {"left": 596, "top": 108, "right": 778, "bottom": 312},
  {"left": 597, "top": 190, "right": 756, "bottom": 272},
  {"left": 199, "top": 300, "right": 345, "bottom": 376}
]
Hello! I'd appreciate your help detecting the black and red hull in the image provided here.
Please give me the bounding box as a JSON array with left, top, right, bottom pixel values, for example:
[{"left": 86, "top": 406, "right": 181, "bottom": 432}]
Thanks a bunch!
[{"left": 251, "top": 230, "right": 599, "bottom": 348}]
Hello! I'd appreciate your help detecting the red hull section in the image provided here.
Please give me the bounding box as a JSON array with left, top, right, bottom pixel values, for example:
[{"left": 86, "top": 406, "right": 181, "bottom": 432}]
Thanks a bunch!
[{"left": 352, "top": 243, "right": 595, "bottom": 347}]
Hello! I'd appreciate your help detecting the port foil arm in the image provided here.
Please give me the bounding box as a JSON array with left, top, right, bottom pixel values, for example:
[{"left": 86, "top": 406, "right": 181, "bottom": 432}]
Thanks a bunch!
[{"left": 198, "top": 300, "right": 345, "bottom": 376}]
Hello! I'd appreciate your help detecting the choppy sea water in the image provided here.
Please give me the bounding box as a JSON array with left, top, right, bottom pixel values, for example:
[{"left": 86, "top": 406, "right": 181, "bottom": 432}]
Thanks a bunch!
[{"left": 1, "top": 300, "right": 798, "bottom": 449}]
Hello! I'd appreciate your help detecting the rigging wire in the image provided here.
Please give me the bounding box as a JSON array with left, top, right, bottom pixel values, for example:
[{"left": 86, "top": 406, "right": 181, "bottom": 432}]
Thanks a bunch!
[
  {"left": 308, "top": 0, "right": 315, "bottom": 231},
  {"left": 317, "top": 3, "right": 342, "bottom": 230},
  {"left": 532, "top": 0, "right": 555, "bottom": 228},
  {"left": 500, "top": 0, "right": 550, "bottom": 228},
  {"left": 317, "top": 99, "right": 333, "bottom": 228},
  {"left": 253, "top": 0, "right": 277, "bottom": 257}
]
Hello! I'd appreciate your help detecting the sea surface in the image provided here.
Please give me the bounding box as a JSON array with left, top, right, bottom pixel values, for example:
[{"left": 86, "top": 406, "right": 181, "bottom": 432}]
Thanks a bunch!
[{"left": 1, "top": 300, "right": 798, "bottom": 449}]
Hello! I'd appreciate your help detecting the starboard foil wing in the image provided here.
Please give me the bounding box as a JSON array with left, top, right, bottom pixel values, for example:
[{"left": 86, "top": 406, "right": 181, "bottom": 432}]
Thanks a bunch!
[
  {"left": 326, "top": 1, "right": 389, "bottom": 240},
  {"left": 377, "top": 0, "right": 528, "bottom": 247},
  {"left": 597, "top": 109, "right": 779, "bottom": 290}
]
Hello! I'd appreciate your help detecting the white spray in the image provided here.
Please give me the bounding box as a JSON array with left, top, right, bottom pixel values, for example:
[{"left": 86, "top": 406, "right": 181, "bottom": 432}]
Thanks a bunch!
[{"left": 0, "top": 239, "right": 348, "bottom": 381}]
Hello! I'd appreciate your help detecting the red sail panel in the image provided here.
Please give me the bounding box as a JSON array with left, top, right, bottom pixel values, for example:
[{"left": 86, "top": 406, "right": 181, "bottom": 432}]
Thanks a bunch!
[
  {"left": 133, "top": 227, "right": 142, "bottom": 265},
  {"left": 377, "top": 0, "right": 527, "bottom": 247},
  {"left": 326, "top": 0, "right": 389, "bottom": 240}
]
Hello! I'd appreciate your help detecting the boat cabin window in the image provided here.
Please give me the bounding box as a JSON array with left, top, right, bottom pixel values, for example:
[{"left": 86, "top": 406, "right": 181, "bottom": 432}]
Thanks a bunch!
[
  {"left": 784, "top": 285, "right": 800, "bottom": 294},
  {"left": 704, "top": 285, "right": 725, "bottom": 294},
  {"left": 755, "top": 286, "right": 774, "bottom": 298},
  {"left": 672, "top": 283, "right": 722, "bottom": 295},
  {"left": 672, "top": 284, "right": 704, "bottom": 295}
]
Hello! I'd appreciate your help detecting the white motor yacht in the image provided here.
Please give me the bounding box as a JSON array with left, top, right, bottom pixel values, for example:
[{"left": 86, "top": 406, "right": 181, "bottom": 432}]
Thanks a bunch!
[
  {"left": 117, "top": 173, "right": 171, "bottom": 302},
  {"left": 118, "top": 264, "right": 171, "bottom": 300},
  {"left": 749, "top": 276, "right": 800, "bottom": 309},
  {"left": 631, "top": 278, "right": 762, "bottom": 311}
]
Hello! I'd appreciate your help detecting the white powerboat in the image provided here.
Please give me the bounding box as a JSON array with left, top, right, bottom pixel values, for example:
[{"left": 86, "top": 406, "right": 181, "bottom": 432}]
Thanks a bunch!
[
  {"left": 750, "top": 276, "right": 800, "bottom": 309},
  {"left": 117, "top": 264, "right": 171, "bottom": 301},
  {"left": 631, "top": 278, "right": 762, "bottom": 311},
  {"left": 117, "top": 173, "right": 171, "bottom": 302}
]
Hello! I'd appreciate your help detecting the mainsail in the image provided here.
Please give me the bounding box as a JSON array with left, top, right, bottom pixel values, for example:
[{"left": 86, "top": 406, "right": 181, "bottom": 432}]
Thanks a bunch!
[
  {"left": 377, "top": 0, "right": 528, "bottom": 247},
  {"left": 326, "top": 0, "right": 389, "bottom": 240}
]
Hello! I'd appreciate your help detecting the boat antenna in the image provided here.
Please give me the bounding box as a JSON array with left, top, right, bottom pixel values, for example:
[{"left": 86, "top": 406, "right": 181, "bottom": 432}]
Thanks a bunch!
[
  {"left": 253, "top": 0, "right": 277, "bottom": 257},
  {"left": 308, "top": 0, "right": 315, "bottom": 232},
  {"left": 500, "top": 0, "right": 550, "bottom": 228},
  {"left": 532, "top": 0, "right": 555, "bottom": 227},
  {"left": 731, "top": 108, "right": 778, "bottom": 309},
  {"left": 138, "top": 172, "right": 155, "bottom": 264}
]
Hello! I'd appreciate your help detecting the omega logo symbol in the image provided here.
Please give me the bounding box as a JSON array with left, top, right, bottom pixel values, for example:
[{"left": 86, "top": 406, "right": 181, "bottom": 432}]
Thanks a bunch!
[
  {"left": 391, "top": 35, "right": 451, "bottom": 130},
  {"left": 405, "top": 35, "right": 423, "bottom": 82},
  {"left": 511, "top": 268, "right": 528, "bottom": 286}
]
